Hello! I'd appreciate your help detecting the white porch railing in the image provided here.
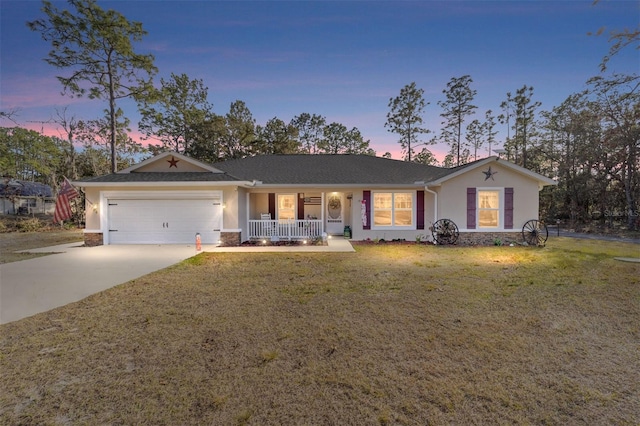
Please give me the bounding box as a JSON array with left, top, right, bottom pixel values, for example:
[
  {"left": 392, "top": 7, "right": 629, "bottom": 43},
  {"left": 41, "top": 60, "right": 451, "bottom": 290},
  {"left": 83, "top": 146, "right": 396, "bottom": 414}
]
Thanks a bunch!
[{"left": 248, "top": 220, "right": 323, "bottom": 240}]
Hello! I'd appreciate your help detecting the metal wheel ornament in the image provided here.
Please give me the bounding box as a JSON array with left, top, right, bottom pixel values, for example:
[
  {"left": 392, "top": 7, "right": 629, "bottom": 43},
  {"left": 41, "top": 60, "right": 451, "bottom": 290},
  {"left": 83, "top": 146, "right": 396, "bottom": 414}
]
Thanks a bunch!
[
  {"left": 431, "top": 219, "right": 459, "bottom": 245},
  {"left": 522, "top": 219, "right": 548, "bottom": 246}
]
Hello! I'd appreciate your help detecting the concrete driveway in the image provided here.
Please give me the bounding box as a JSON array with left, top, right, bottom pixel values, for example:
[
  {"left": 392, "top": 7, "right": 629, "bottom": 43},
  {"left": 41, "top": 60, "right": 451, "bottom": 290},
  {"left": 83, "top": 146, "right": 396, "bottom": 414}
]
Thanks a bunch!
[
  {"left": 0, "top": 244, "right": 205, "bottom": 324},
  {"left": 0, "top": 238, "right": 355, "bottom": 325}
]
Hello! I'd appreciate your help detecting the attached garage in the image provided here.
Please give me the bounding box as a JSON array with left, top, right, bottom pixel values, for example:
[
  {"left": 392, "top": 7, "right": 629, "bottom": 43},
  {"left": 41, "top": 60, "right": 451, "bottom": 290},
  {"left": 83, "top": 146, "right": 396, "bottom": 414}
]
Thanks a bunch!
[
  {"left": 77, "top": 153, "right": 250, "bottom": 247},
  {"left": 104, "top": 192, "right": 222, "bottom": 245}
]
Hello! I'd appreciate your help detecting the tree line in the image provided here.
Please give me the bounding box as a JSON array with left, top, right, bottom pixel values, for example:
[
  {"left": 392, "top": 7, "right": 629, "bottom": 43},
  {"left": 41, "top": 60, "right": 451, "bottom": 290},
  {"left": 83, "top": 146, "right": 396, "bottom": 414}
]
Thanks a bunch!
[
  {"left": 1, "top": 0, "right": 637, "bottom": 230},
  {"left": 384, "top": 72, "right": 638, "bottom": 230},
  {"left": 138, "top": 77, "right": 376, "bottom": 163}
]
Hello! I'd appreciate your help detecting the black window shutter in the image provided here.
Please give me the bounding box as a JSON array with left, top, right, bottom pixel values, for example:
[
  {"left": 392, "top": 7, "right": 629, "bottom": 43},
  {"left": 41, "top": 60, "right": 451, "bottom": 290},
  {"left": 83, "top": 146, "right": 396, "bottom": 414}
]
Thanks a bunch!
[
  {"left": 504, "top": 188, "right": 514, "bottom": 229},
  {"left": 467, "top": 188, "right": 476, "bottom": 229},
  {"left": 363, "top": 190, "right": 371, "bottom": 230},
  {"left": 417, "top": 190, "right": 425, "bottom": 230},
  {"left": 297, "top": 193, "right": 304, "bottom": 220},
  {"left": 268, "top": 193, "right": 275, "bottom": 220}
]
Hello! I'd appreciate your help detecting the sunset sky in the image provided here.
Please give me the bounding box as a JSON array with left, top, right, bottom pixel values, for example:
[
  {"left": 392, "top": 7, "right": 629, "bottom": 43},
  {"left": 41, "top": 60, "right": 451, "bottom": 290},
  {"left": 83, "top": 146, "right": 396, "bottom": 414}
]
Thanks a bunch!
[{"left": 1, "top": 1, "right": 638, "bottom": 161}]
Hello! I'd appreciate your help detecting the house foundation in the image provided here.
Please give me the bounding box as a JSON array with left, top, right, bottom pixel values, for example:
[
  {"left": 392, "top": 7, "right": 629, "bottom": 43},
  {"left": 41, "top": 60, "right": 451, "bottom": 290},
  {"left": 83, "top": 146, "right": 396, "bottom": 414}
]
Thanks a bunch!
[
  {"left": 84, "top": 232, "right": 103, "bottom": 247},
  {"left": 220, "top": 231, "right": 241, "bottom": 247},
  {"left": 457, "top": 232, "right": 522, "bottom": 246}
]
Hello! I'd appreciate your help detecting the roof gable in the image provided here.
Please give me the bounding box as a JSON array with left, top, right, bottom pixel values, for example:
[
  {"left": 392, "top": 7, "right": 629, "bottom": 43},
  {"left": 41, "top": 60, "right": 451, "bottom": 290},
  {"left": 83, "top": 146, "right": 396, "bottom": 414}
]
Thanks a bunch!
[
  {"left": 427, "top": 157, "right": 556, "bottom": 188},
  {"left": 118, "top": 152, "right": 225, "bottom": 174}
]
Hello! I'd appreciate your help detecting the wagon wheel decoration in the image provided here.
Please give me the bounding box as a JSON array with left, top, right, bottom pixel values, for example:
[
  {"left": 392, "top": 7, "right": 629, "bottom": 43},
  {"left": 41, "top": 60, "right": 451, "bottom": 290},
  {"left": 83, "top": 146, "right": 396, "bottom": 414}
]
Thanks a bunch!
[
  {"left": 431, "top": 219, "right": 459, "bottom": 245},
  {"left": 522, "top": 219, "right": 548, "bottom": 246}
]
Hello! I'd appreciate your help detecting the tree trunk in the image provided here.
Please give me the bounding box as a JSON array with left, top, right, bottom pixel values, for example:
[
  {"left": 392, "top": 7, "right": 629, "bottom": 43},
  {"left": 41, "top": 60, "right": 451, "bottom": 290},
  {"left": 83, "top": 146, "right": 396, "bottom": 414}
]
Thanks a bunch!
[
  {"left": 624, "top": 145, "right": 638, "bottom": 229},
  {"left": 108, "top": 55, "right": 117, "bottom": 174}
]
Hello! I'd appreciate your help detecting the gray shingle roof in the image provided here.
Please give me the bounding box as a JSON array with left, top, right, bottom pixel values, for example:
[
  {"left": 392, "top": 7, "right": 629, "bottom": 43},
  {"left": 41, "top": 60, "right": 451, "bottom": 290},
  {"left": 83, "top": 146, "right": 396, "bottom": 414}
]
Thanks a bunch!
[
  {"left": 215, "top": 154, "right": 455, "bottom": 185},
  {"left": 0, "top": 180, "right": 53, "bottom": 197},
  {"left": 78, "top": 172, "right": 242, "bottom": 183},
  {"left": 76, "top": 155, "right": 483, "bottom": 186}
]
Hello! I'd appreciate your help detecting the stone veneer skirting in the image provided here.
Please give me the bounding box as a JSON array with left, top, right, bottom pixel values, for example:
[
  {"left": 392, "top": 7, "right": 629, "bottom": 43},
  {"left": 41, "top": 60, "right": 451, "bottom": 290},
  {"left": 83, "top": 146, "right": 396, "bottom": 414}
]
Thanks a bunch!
[
  {"left": 456, "top": 232, "right": 522, "bottom": 246},
  {"left": 84, "top": 232, "right": 103, "bottom": 247},
  {"left": 83, "top": 231, "right": 524, "bottom": 247},
  {"left": 83, "top": 231, "right": 241, "bottom": 246},
  {"left": 220, "top": 231, "right": 241, "bottom": 247}
]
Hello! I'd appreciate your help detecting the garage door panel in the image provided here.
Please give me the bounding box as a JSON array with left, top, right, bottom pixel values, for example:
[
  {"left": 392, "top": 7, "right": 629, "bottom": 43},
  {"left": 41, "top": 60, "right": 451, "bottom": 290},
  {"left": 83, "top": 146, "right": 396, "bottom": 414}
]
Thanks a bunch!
[
  {"left": 110, "top": 231, "right": 166, "bottom": 245},
  {"left": 165, "top": 201, "right": 217, "bottom": 232},
  {"left": 109, "top": 201, "right": 162, "bottom": 233},
  {"left": 108, "top": 199, "right": 221, "bottom": 244}
]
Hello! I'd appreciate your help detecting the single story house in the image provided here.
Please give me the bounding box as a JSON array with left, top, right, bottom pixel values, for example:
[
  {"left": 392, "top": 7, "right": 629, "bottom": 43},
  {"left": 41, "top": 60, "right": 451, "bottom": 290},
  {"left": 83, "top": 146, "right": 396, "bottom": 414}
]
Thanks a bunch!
[
  {"left": 76, "top": 152, "right": 556, "bottom": 246},
  {"left": 0, "top": 179, "right": 56, "bottom": 215}
]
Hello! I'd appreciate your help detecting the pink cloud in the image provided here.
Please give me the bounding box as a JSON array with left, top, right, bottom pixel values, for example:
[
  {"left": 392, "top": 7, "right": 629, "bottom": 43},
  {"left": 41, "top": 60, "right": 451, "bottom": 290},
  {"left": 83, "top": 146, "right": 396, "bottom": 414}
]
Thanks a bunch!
[
  {"left": 3, "top": 76, "right": 62, "bottom": 108},
  {"left": 1, "top": 74, "right": 92, "bottom": 111},
  {"left": 20, "top": 122, "right": 60, "bottom": 138},
  {"left": 14, "top": 121, "right": 156, "bottom": 151}
]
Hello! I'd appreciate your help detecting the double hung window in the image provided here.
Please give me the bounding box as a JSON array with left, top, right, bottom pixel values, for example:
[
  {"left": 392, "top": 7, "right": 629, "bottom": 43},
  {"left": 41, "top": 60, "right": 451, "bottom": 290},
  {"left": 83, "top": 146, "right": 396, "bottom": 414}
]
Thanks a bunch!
[
  {"left": 478, "top": 190, "right": 500, "bottom": 228},
  {"left": 373, "top": 192, "right": 414, "bottom": 228}
]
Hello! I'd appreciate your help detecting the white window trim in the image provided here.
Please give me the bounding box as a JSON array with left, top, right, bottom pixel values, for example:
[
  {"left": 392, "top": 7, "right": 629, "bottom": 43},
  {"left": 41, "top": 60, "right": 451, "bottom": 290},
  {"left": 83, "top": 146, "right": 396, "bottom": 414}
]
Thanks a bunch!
[
  {"left": 477, "top": 188, "right": 504, "bottom": 230},
  {"left": 371, "top": 191, "right": 416, "bottom": 230}
]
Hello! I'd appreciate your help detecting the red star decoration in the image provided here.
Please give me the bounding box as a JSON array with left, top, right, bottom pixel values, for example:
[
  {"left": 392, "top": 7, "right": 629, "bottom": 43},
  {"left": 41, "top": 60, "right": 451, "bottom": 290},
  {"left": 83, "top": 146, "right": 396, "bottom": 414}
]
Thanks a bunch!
[{"left": 167, "top": 156, "right": 179, "bottom": 168}]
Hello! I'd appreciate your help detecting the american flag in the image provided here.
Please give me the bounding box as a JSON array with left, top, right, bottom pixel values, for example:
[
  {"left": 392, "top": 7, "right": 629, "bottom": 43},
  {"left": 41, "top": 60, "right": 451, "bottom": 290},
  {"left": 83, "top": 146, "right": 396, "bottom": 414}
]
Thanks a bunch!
[{"left": 53, "top": 177, "right": 79, "bottom": 223}]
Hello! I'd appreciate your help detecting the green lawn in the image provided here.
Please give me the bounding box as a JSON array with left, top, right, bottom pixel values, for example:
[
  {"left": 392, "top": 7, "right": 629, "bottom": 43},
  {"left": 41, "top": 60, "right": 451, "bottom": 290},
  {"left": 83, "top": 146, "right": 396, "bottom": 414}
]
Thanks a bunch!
[{"left": 1, "top": 238, "right": 638, "bottom": 425}]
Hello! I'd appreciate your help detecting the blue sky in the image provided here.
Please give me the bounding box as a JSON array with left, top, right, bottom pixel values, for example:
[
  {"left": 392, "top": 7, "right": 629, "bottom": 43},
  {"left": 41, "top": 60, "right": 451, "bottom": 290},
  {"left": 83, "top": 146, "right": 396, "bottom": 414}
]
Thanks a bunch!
[{"left": 1, "top": 0, "right": 638, "bottom": 160}]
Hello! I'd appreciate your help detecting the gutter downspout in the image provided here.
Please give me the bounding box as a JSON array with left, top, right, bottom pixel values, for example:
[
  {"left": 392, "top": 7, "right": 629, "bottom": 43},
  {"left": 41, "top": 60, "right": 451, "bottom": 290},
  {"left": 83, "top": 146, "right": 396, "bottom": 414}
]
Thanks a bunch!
[{"left": 425, "top": 187, "right": 438, "bottom": 226}]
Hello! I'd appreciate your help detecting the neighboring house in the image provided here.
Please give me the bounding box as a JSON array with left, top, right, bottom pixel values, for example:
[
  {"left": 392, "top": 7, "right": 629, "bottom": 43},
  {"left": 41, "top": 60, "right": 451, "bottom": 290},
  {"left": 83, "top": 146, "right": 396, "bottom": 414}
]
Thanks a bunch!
[
  {"left": 0, "top": 179, "right": 55, "bottom": 215},
  {"left": 76, "top": 152, "right": 556, "bottom": 246}
]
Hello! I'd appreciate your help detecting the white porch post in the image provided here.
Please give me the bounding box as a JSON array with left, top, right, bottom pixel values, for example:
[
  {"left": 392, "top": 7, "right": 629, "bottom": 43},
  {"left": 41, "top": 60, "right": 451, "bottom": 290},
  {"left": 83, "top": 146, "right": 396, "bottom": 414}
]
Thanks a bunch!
[
  {"left": 321, "top": 192, "right": 325, "bottom": 235},
  {"left": 246, "top": 191, "right": 251, "bottom": 242}
]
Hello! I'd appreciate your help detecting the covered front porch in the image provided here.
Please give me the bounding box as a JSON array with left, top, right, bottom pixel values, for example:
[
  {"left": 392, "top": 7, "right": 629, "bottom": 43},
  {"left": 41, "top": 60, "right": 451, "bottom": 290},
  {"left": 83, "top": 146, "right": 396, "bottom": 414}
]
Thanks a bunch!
[
  {"left": 247, "top": 191, "right": 351, "bottom": 241},
  {"left": 248, "top": 219, "right": 324, "bottom": 241}
]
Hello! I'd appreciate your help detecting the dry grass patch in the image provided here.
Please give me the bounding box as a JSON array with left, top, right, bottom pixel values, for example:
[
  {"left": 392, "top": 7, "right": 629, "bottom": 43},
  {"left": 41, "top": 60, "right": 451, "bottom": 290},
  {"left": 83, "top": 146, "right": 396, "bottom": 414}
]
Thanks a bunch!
[
  {"left": 0, "top": 229, "right": 83, "bottom": 264},
  {"left": 1, "top": 238, "right": 639, "bottom": 424}
]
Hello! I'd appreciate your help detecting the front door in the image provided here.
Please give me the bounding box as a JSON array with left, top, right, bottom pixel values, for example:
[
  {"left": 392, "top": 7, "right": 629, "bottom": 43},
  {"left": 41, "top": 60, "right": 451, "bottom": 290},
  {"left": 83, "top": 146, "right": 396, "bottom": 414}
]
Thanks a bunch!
[{"left": 326, "top": 192, "right": 343, "bottom": 234}]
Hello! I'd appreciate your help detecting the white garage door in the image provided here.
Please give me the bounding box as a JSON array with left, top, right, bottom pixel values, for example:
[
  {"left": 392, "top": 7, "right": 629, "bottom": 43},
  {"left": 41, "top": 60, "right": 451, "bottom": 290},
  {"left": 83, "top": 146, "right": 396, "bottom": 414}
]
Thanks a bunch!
[{"left": 107, "top": 199, "right": 221, "bottom": 244}]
